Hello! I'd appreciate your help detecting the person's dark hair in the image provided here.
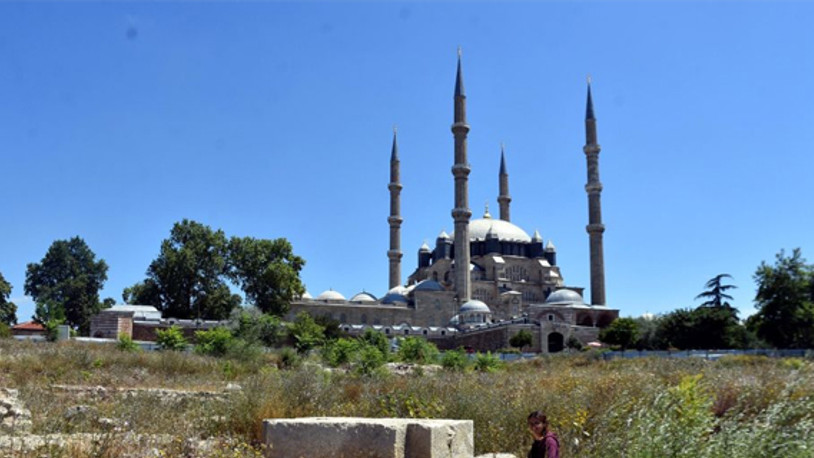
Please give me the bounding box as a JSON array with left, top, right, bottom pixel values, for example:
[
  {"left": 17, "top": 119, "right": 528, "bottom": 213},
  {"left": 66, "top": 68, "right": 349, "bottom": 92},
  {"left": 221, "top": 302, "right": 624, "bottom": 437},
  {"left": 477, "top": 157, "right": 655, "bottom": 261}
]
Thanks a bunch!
[{"left": 527, "top": 411, "right": 549, "bottom": 434}]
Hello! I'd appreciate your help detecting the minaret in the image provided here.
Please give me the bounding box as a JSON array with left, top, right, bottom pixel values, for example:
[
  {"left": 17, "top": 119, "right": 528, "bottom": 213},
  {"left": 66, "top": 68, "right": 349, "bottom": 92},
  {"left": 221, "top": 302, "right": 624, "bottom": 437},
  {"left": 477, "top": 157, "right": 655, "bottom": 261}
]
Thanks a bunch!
[
  {"left": 451, "top": 49, "right": 472, "bottom": 303},
  {"left": 387, "top": 128, "right": 403, "bottom": 289},
  {"left": 584, "top": 77, "right": 606, "bottom": 306},
  {"left": 498, "top": 144, "right": 511, "bottom": 222}
]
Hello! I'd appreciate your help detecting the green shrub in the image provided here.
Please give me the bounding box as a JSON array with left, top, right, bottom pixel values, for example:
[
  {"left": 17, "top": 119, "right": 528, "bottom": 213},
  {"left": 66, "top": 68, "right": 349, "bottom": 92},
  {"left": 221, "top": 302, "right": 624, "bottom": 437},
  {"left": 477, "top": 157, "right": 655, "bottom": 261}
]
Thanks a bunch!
[
  {"left": 0, "top": 322, "right": 11, "bottom": 339},
  {"left": 441, "top": 348, "right": 470, "bottom": 371},
  {"left": 397, "top": 337, "right": 439, "bottom": 364},
  {"left": 44, "top": 319, "right": 63, "bottom": 342},
  {"left": 194, "top": 327, "right": 234, "bottom": 357},
  {"left": 155, "top": 325, "right": 188, "bottom": 351},
  {"left": 509, "top": 329, "right": 533, "bottom": 350},
  {"left": 473, "top": 351, "right": 502, "bottom": 372},
  {"left": 322, "top": 338, "right": 359, "bottom": 367},
  {"left": 288, "top": 312, "right": 324, "bottom": 353},
  {"left": 277, "top": 346, "right": 301, "bottom": 369},
  {"left": 116, "top": 334, "right": 141, "bottom": 352},
  {"left": 355, "top": 342, "right": 387, "bottom": 376},
  {"left": 359, "top": 328, "right": 391, "bottom": 359}
]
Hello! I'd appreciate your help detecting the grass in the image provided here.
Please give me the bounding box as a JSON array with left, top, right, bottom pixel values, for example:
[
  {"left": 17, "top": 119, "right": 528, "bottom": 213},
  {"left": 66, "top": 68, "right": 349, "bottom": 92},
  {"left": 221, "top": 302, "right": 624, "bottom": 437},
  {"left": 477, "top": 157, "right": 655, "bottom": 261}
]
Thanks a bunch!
[{"left": 1, "top": 338, "right": 813, "bottom": 457}]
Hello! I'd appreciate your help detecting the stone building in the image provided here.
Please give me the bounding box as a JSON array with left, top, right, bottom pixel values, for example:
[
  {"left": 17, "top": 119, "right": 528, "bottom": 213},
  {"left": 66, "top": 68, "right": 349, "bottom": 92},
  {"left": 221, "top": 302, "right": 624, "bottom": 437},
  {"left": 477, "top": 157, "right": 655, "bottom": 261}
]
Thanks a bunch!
[{"left": 287, "top": 53, "right": 619, "bottom": 352}]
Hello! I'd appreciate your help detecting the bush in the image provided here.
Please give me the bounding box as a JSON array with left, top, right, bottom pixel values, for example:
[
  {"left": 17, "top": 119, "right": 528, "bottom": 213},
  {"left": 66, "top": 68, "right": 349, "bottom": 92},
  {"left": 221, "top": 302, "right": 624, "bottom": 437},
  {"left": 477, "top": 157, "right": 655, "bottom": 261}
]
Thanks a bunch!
[
  {"left": 194, "top": 327, "right": 234, "bottom": 357},
  {"left": 0, "top": 322, "right": 11, "bottom": 339},
  {"left": 509, "top": 329, "right": 533, "bottom": 350},
  {"left": 288, "top": 312, "right": 324, "bottom": 354},
  {"left": 473, "top": 351, "right": 502, "bottom": 372},
  {"left": 116, "top": 334, "right": 141, "bottom": 352},
  {"left": 230, "top": 307, "right": 285, "bottom": 347},
  {"left": 277, "top": 346, "right": 301, "bottom": 369},
  {"left": 397, "top": 337, "right": 440, "bottom": 364},
  {"left": 441, "top": 348, "right": 469, "bottom": 372},
  {"left": 322, "top": 338, "right": 359, "bottom": 367},
  {"left": 155, "top": 325, "right": 188, "bottom": 351},
  {"left": 359, "top": 328, "right": 391, "bottom": 359},
  {"left": 355, "top": 342, "right": 387, "bottom": 376}
]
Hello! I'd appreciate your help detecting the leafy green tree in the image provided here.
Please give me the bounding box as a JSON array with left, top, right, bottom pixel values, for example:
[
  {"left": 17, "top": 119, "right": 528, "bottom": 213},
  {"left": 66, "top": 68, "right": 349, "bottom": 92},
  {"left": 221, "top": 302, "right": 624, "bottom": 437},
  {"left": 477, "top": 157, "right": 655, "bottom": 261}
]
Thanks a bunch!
[
  {"left": 322, "top": 337, "right": 359, "bottom": 367},
  {"left": 229, "top": 307, "right": 285, "bottom": 347},
  {"left": 748, "top": 248, "right": 814, "bottom": 348},
  {"left": 24, "top": 237, "right": 108, "bottom": 335},
  {"left": 354, "top": 342, "right": 387, "bottom": 375},
  {"left": 599, "top": 317, "right": 640, "bottom": 349},
  {"left": 397, "top": 336, "right": 439, "bottom": 364},
  {"left": 288, "top": 311, "right": 324, "bottom": 353},
  {"left": 440, "top": 348, "right": 469, "bottom": 372},
  {"left": 194, "top": 327, "right": 234, "bottom": 357},
  {"left": 509, "top": 329, "right": 533, "bottom": 350},
  {"left": 695, "top": 274, "right": 737, "bottom": 309},
  {"left": 0, "top": 323, "right": 11, "bottom": 339},
  {"left": 633, "top": 315, "right": 657, "bottom": 350},
  {"left": 125, "top": 220, "right": 240, "bottom": 320},
  {"left": 0, "top": 272, "right": 17, "bottom": 325},
  {"left": 359, "top": 328, "right": 391, "bottom": 359},
  {"left": 655, "top": 308, "right": 696, "bottom": 349},
  {"left": 155, "top": 325, "right": 188, "bottom": 351},
  {"left": 473, "top": 352, "right": 502, "bottom": 372},
  {"left": 227, "top": 237, "right": 305, "bottom": 317}
]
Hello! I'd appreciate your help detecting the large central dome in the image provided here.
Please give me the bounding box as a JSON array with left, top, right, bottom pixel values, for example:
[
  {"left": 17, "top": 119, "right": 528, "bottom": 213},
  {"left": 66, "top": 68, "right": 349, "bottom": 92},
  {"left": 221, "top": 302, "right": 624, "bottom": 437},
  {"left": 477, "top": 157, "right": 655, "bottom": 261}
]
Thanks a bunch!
[{"left": 451, "top": 218, "right": 532, "bottom": 242}]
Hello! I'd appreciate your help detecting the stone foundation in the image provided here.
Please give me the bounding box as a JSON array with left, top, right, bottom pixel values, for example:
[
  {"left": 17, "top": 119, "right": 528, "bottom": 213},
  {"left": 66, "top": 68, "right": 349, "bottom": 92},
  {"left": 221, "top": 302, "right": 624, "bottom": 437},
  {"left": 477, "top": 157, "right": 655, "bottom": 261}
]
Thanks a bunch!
[{"left": 263, "top": 417, "right": 473, "bottom": 458}]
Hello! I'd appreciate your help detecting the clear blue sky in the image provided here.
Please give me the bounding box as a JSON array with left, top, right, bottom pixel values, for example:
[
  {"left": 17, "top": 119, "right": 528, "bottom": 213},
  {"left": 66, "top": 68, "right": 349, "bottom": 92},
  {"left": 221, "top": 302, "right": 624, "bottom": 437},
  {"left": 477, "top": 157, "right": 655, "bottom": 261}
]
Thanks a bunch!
[{"left": 2, "top": 1, "right": 812, "bottom": 323}]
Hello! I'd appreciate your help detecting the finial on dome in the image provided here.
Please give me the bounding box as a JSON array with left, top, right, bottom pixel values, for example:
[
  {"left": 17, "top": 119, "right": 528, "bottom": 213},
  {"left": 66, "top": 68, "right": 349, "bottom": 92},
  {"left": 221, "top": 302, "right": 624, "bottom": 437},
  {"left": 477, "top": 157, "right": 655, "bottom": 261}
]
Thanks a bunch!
[{"left": 483, "top": 202, "right": 492, "bottom": 219}]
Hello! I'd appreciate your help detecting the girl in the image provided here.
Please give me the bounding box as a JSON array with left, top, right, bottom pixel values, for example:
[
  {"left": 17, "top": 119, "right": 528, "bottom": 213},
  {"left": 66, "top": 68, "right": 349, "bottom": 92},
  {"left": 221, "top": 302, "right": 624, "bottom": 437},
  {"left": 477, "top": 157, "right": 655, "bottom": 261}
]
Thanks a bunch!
[{"left": 527, "top": 411, "right": 559, "bottom": 458}]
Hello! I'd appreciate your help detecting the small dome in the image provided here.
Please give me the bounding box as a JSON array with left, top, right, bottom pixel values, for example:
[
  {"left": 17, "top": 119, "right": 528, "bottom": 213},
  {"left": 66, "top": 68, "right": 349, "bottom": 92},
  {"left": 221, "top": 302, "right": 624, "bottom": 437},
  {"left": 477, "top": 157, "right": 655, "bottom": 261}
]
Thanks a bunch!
[
  {"left": 437, "top": 230, "right": 451, "bottom": 240},
  {"left": 387, "top": 285, "right": 408, "bottom": 296},
  {"left": 460, "top": 299, "right": 491, "bottom": 313},
  {"left": 350, "top": 291, "right": 377, "bottom": 302},
  {"left": 419, "top": 241, "right": 431, "bottom": 252},
  {"left": 316, "top": 289, "right": 346, "bottom": 301},
  {"left": 545, "top": 289, "right": 584, "bottom": 304},
  {"left": 301, "top": 291, "right": 313, "bottom": 300},
  {"left": 546, "top": 240, "right": 556, "bottom": 251},
  {"left": 414, "top": 279, "right": 444, "bottom": 292},
  {"left": 381, "top": 292, "right": 409, "bottom": 305},
  {"left": 532, "top": 229, "right": 543, "bottom": 242}
]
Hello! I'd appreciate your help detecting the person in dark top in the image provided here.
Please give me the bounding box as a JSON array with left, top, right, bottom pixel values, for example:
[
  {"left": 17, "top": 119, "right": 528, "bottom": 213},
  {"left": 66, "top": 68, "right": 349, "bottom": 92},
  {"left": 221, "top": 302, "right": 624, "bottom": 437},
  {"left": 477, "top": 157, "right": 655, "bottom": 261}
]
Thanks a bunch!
[{"left": 527, "top": 410, "right": 560, "bottom": 458}]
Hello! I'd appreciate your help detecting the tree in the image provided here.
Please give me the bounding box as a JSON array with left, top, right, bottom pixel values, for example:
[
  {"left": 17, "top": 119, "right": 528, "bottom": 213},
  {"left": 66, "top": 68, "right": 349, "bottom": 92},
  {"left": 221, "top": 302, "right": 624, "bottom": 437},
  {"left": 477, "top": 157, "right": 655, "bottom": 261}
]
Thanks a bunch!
[
  {"left": 749, "top": 249, "right": 814, "bottom": 348},
  {"left": 0, "top": 272, "right": 17, "bottom": 325},
  {"left": 288, "top": 311, "right": 325, "bottom": 353},
  {"left": 695, "top": 274, "right": 737, "bottom": 309},
  {"left": 227, "top": 237, "right": 305, "bottom": 317},
  {"left": 125, "top": 220, "right": 240, "bottom": 320},
  {"left": 24, "top": 237, "right": 108, "bottom": 335},
  {"left": 599, "top": 317, "right": 640, "bottom": 350},
  {"left": 509, "top": 329, "right": 533, "bottom": 350}
]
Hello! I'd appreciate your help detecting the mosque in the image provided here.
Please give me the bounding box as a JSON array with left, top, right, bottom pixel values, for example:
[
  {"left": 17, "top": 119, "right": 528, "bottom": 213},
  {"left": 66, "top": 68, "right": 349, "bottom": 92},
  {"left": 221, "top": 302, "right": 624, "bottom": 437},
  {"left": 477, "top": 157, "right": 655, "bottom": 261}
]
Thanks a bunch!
[{"left": 286, "top": 55, "right": 619, "bottom": 353}]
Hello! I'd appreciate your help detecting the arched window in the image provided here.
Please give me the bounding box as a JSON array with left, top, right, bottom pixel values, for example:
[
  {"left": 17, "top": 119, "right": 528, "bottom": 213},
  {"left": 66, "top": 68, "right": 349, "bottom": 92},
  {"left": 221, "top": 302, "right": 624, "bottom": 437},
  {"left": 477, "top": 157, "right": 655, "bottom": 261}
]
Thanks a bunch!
[{"left": 361, "top": 314, "right": 367, "bottom": 324}]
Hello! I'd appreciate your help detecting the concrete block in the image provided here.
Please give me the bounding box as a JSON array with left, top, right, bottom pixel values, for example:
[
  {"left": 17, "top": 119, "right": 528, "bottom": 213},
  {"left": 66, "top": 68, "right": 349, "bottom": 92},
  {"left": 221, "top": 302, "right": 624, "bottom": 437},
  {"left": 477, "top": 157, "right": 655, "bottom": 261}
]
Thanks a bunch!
[
  {"left": 406, "top": 419, "right": 473, "bottom": 458},
  {"left": 263, "top": 417, "right": 474, "bottom": 458}
]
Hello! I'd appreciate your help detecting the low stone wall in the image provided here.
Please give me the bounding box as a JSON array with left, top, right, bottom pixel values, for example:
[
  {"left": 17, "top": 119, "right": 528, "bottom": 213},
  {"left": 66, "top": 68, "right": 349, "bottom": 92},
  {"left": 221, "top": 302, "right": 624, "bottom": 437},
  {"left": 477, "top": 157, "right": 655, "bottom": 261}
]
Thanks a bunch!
[{"left": 263, "top": 417, "right": 473, "bottom": 458}]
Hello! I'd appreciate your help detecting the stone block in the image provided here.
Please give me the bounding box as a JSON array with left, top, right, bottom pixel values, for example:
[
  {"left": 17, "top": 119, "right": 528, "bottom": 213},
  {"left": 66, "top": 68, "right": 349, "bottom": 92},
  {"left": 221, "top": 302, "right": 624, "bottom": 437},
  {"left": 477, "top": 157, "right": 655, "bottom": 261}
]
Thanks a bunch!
[{"left": 263, "top": 417, "right": 474, "bottom": 458}]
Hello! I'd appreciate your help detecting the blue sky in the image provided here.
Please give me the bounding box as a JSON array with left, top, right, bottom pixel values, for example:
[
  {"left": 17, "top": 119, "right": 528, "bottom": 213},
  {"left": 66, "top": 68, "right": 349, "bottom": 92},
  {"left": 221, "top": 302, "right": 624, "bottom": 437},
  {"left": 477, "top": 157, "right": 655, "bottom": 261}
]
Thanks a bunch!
[{"left": 2, "top": 1, "right": 812, "bottom": 323}]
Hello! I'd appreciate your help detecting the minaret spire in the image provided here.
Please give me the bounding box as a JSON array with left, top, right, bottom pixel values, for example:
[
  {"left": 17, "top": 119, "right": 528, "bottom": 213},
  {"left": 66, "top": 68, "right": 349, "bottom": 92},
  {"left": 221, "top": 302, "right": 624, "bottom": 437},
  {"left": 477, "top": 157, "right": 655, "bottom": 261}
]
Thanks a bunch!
[
  {"left": 451, "top": 49, "right": 472, "bottom": 303},
  {"left": 387, "top": 127, "right": 403, "bottom": 289},
  {"left": 498, "top": 143, "right": 511, "bottom": 222},
  {"left": 584, "top": 77, "right": 606, "bottom": 306}
]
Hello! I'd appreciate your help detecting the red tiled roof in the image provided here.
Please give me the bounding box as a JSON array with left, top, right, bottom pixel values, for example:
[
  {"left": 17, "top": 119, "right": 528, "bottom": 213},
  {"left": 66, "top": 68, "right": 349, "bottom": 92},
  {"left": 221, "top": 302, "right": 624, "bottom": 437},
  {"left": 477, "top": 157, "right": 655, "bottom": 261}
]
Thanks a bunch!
[{"left": 12, "top": 321, "right": 45, "bottom": 331}]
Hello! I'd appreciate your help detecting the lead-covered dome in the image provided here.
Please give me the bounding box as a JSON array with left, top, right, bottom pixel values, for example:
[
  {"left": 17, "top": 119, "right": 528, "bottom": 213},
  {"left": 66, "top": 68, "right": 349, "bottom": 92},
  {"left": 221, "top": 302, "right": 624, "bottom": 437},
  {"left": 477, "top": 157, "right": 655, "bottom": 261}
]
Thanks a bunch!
[
  {"left": 545, "top": 289, "right": 584, "bottom": 305},
  {"left": 459, "top": 299, "right": 491, "bottom": 313},
  {"left": 350, "top": 291, "right": 377, "bottom": 303},
  {"left": 451, "top": 218, "right": 532, "bottom": 243},
  {"left": 316, "top": 289, "right": 346, "bottom": 301},
  {"left": 414, "top": 279, "right": 444, "bottom": 292}
]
